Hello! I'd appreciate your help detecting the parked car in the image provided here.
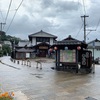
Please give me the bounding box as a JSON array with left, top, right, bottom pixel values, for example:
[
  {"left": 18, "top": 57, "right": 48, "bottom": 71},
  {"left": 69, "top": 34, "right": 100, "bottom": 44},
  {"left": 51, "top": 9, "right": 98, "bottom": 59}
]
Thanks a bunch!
[{"left": 94, "top": 57, "right": 100, "bottom": 64}]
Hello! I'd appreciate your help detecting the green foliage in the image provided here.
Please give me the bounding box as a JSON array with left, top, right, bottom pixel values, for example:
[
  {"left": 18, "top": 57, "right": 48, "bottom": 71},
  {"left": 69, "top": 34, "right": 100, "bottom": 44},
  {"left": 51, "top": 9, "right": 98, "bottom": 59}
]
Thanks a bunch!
[
  {"left": 2, "top": 44, "right": 11, "bottom": 56},
  {"left": 0, "top": 31, "right": 21, "bottom": 56},
  {"left": 0, "top": 35, "right": 7, "bottom": 41},
  {"left": 0, "top": 34, "right": 21, "bottom": 45}
]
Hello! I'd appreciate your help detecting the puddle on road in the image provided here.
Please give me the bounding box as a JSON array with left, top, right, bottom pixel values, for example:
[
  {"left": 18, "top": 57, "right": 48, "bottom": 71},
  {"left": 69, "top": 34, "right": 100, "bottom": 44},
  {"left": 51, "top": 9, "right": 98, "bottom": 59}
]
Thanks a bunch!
[{"left": 30, "top": 73, "right": 43, "bottom": 78}]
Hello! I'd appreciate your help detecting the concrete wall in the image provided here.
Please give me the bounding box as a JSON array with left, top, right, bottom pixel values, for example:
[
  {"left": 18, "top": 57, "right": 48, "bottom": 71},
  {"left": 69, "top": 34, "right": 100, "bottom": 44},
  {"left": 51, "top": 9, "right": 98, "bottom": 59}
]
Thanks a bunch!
[{"left": 32, "top": 38, "right": 36, "bottom": 45}]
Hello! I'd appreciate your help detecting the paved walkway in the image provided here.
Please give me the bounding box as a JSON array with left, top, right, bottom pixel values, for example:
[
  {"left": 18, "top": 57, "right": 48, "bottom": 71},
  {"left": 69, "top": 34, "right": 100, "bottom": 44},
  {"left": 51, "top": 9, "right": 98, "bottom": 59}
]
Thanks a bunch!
[{"left": 0, "top": 56, "right": 100, "bottom": 100}]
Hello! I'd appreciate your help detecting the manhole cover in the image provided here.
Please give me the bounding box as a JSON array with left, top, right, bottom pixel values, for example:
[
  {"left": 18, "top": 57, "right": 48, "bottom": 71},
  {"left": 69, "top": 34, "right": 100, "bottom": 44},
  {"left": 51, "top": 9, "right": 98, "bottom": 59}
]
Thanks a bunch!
[{"left": 85, "top": 97, "right": 97, "bottom": 100}]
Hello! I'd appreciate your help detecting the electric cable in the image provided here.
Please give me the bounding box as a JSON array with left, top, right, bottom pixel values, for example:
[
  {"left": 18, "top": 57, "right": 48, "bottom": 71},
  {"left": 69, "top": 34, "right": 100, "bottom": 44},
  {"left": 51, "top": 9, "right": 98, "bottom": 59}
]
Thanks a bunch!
[
  {"left": 82, "top": 0, "right": 86, "bottom": 15},
  {"left": 95, "top": 18, "right": 100, "bottom": 31},
  {"left": 6, "top": 0, "right": 24, "bottom": 33},
  {"left": 3, "top": 0, "right": 13, "bottom": 29},
  {"left": 75, "top": 23, "right": 83, "bottom": 38}
]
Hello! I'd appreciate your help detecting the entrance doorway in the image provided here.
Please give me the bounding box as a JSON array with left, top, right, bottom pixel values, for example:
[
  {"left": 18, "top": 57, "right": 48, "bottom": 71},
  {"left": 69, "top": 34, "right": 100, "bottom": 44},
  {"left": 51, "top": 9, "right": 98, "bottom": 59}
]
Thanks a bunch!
[{"left": 39, "top": 49, "right": 47, "bottom": 57}]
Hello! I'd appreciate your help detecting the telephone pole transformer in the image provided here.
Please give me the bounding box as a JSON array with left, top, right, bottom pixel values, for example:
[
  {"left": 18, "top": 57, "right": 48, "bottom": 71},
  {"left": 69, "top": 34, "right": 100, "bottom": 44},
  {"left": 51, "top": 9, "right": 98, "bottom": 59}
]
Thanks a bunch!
[{"left": 81, "top": 15, "right": 89, "bottom": 43}]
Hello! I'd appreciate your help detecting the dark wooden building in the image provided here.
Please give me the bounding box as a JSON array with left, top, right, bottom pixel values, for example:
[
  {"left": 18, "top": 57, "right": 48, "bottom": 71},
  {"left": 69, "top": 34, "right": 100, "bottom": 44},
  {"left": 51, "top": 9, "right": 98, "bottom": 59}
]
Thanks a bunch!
[
  {"left": 51, "top": 35, "right": 92, "bottom": 73},
  {"left": 13, "top": 30, "right": 57, "bottom": 59}
]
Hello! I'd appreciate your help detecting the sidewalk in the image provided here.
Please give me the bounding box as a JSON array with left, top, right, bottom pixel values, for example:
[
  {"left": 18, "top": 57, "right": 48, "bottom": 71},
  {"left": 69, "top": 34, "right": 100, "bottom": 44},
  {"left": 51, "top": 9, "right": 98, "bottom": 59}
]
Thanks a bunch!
[
  {"left": 0, "top": 57, "right": 29, "bottom": 100},
  {"left": 0, "top": 56, "right": 55, "bottom": 100}
]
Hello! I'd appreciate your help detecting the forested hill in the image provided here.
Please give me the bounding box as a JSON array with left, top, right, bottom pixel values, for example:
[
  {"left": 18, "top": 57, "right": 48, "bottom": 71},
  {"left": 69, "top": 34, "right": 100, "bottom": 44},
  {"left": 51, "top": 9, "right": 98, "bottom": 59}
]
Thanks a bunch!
[{"left": 0, "top": 31, "right": 21, "bottom": 44}]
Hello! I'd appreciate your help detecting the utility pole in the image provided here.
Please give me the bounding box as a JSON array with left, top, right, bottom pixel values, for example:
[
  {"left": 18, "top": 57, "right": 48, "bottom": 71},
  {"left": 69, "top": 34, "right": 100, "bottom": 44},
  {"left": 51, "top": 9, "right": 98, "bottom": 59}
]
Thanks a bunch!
[
  {"left": 0, "top": 22, "right": 6, "bottom": 31},
  {"left": 81, "top": 15, "right": 89, "bottom": 43}
]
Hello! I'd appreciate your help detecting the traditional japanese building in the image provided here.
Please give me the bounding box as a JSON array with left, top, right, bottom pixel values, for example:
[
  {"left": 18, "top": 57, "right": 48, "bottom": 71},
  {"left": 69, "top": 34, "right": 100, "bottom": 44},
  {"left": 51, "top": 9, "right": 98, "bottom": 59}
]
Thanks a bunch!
[
  {"left": 28, "top": 30, "right": 57, "bottom": 57},
  {"left": 14, "top": 30, "right": 57, "bottom": 59},
  {"left": 51, "top": 35, "right": 92, "bottom": 73}
]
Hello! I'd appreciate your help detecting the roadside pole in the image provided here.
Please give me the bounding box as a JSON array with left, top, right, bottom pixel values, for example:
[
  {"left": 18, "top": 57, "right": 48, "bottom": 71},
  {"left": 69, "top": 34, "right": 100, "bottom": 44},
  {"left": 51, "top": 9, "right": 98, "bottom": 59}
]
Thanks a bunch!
[{"left": 92, "top": 41, "right": 95, "bottom": 73}]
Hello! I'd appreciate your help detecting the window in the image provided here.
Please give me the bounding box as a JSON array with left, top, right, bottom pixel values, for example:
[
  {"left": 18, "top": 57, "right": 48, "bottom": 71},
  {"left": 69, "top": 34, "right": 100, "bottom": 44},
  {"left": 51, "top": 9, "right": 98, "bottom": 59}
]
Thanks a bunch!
[{"left": 36, "top": 37, "right": 50, "bottom": 42}]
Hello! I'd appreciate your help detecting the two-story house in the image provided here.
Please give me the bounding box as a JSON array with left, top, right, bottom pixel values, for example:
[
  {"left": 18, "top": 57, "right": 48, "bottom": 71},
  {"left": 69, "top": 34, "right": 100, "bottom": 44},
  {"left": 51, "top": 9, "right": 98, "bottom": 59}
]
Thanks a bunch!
[
  {"left": 15, "top": 30, "right": 57, "bottom": 59},
  {"left": 28, "top": 30, "right": 57, "bottom": 57}
]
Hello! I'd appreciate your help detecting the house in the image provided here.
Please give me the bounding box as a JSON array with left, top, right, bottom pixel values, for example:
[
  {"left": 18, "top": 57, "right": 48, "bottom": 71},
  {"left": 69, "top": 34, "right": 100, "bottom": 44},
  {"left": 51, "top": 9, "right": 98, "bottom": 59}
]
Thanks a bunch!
[
  {"left": 15, "top": 40, "right": 35, "bottom": 59},
  {"left": 4, "top": 41, "right": 12, "bottom": 48},
  {"left": 87, "top": 39, "right": 100, "bottom": 59},
  {"left": 14, "top": 30, "right": 57, "bottom": 59},
  {"left": 28, "top": 30, "right": 57, "bottom": 57}
]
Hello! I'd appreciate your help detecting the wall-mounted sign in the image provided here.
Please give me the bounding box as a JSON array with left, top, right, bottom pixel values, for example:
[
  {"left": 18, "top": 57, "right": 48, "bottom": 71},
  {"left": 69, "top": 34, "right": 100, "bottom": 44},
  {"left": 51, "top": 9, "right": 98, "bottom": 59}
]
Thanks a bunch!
[{"left": 39, "top": 46, "right": 48, "bottom": 49}]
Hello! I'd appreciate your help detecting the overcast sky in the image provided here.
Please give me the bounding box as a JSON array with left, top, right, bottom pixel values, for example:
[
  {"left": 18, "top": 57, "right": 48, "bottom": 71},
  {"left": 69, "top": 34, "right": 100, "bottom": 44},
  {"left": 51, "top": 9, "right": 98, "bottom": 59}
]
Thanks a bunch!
[{"left": 0, "top": 0, "right": 100, "bottom": 42}]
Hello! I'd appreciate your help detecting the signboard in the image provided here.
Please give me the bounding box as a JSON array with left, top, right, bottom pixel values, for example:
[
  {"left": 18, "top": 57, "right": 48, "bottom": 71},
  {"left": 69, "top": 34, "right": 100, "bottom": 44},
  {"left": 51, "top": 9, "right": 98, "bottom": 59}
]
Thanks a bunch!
[
  {"left": 80, "top": 50, "right": 92, "bottom": 68},
  {"left": 60, "top": 50, "right": 76, "bottom": 63},
  {"left": 39, "top": 46, "right": 48, "bottom": 49}
]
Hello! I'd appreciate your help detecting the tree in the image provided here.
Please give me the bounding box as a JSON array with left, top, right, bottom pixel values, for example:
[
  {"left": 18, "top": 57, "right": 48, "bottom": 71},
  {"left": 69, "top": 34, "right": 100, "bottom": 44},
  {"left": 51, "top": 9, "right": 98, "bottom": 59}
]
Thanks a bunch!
[
  {"left": 0, "top": 50, "right": 3, "bottom": 57},
  {"left": 2, "top": 44, "right": 11, "bottom": 56}
]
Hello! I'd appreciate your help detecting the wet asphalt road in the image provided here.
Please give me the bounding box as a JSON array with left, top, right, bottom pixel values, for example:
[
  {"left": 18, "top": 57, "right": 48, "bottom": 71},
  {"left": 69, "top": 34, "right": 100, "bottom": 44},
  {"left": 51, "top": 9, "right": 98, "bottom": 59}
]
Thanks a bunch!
[{"left": 0, "top": 56, "right": 100, "bottom": 100}]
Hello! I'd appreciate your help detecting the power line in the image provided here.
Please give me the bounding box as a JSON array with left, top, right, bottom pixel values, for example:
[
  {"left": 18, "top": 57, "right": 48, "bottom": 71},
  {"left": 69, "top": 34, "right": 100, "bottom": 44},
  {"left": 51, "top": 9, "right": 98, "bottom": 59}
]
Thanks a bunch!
[
  {"left": 6, "top": 0, "right": 24, "bottom": 33},
  {"left": 6, "top": 10, "right": 17, "bottom": 33},
  {"left": 16, "top": 0, "right": 24, "bottom": 11},
  {"left": 95, "top": 18, "right": 100, "bottom": 31},
  {"left": 3, "top": 0, "right": 13, "bottom": 29},
  {"left": 75, "top": 23, "right": 83, "bottom": 38},
  {"left": 82, "top": 0, "right": 86, "bottom": 15},
  {"left": 86, "top": 29, "right": 96, "bottom": 36}
]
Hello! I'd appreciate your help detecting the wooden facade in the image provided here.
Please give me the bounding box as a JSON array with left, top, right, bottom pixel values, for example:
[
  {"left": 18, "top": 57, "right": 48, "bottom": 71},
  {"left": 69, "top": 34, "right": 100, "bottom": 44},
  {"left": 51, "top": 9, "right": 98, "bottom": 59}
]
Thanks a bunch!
[
  {"left": 12, "top": 30, "right": 57, "bottom": 59},
  {"left": 51, "top": 35, "right": 92, "bottom": 73}
]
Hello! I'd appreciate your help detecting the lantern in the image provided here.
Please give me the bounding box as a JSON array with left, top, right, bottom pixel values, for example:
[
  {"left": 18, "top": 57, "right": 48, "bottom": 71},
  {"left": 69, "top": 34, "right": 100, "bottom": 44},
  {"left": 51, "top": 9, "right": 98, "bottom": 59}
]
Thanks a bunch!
[
  {"left": 49, "top": 48, "right": 53, "bottom": 52},
  {"left": 54, "top": 46, "right": 57, "bottom": 50},
  {"left": 77, "top": 46, "right": 81, "bottom": 50},
  {"left": 65, "top": 47, "right": 68, "bottom": 50}
]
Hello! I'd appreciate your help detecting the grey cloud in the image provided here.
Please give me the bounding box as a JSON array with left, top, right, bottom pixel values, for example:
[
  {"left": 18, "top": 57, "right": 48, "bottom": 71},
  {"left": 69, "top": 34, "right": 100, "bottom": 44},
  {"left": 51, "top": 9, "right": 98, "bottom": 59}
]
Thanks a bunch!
[
  {"left": 40, "top": 0, "right": 80, "bottom": 11},
  {"left": 3, "top": 0, "right": 100, "bottom": 41},
  {"left": 40, "top": 0, "right": 54, "bottom": 9}
]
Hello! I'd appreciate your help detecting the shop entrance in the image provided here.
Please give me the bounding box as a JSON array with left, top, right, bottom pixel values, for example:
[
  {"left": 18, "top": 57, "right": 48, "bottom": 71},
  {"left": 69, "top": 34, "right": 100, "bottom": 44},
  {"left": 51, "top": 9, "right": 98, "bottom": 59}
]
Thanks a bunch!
[{"left": 39, "top": 49, "right": 47, "bottom": 57}]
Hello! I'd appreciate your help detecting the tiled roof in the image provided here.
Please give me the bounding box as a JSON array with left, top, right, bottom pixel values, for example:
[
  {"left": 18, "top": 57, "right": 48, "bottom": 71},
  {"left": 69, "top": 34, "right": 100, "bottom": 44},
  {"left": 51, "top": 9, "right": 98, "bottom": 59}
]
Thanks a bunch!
[
  {"left": 29, "top": 30, "right": 57, "bottom": 38},
  {"left": 18, "top": 41, "right": 29, "bottom": 47},
  {"left": 54, "top": 35, "right": 85, "bottom": 45},
  {"left": 53, "top": 40, "right": 82, "bottom": 45},
  {"left": 16, "top": 48, "right": 34, "bottom": 52},
  {"left": 87, "top": 38, "right": 100, "bottom": 44},
  {"left": 51, "top": 35, "right": 87, "bottom": 49}
]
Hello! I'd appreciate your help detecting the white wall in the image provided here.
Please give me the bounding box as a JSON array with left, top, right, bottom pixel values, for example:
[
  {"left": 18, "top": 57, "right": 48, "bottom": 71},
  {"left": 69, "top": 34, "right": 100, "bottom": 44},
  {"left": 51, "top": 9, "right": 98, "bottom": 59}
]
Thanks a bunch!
[
  {"left": 88, "top": 49, "right": 100, "bottom": 59},
  {"left": 50, "top": 38, "right": 53, "bottom": 45},
  {"left": 88, "top": 41, "right": 100, "bottom": 47},
  {"left": 32, "top": 38, "right": 36, "bottom": 46}
]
